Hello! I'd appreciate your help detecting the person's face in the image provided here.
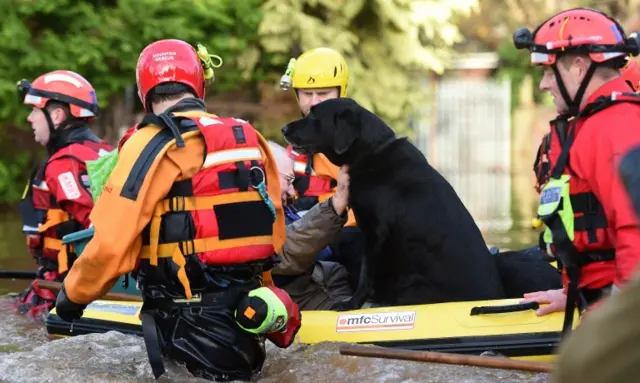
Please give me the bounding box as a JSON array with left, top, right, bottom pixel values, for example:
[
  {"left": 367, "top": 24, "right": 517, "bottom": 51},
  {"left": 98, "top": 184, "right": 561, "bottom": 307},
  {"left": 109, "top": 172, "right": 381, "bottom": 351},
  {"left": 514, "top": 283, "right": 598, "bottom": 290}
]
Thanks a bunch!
[
  {"left": 297, "top": 87, "right": 339, "bottom": 116},
  {"left": 539, "top": 55, "right": 589, "bottom": 114},
  {"left": 278, "top": 158, "right": 296, "bottom": 202},
  {"left": 27, "top": 106, "right": 65, "bottom": 146}
]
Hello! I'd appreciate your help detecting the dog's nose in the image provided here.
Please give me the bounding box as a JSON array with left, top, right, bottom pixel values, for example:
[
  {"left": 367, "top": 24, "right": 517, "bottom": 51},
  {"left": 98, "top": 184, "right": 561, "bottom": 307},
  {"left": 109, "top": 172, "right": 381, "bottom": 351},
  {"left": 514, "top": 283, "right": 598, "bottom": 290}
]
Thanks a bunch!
[{"left": 281, "top": 125, "right": 289, "bottom": 135}]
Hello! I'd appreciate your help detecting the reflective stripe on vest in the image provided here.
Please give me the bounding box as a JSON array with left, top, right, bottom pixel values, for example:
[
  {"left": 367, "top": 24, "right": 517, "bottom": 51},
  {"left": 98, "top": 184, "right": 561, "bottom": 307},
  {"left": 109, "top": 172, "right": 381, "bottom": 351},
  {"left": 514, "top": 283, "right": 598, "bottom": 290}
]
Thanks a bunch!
[{"left": 139, "top": 112, "right": 277, "bottom": 299}]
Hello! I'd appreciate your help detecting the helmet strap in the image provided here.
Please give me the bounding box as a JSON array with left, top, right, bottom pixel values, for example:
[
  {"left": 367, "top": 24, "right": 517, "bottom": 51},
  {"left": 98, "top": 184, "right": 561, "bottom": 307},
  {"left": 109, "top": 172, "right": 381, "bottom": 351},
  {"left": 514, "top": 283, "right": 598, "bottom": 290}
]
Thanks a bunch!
[
  {"left": 43, "top": 107, "right": 82, "bottom": 154},
  {"left": 42, "top": 108, "right": 56, "bottom": 136},
  {"left": 42, "top": 108, "right": 59, "bottom": 154},
  {"left": 552, "top": 61, "right": 598, "bottom": 116}
]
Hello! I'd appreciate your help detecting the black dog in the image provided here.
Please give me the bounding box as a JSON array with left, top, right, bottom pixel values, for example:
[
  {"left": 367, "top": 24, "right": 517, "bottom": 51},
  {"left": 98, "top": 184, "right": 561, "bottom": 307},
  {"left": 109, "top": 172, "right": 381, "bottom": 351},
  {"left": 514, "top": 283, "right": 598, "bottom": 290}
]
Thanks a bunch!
[{"left": 282, "top": 98, "right": 506, "bottom": 309}]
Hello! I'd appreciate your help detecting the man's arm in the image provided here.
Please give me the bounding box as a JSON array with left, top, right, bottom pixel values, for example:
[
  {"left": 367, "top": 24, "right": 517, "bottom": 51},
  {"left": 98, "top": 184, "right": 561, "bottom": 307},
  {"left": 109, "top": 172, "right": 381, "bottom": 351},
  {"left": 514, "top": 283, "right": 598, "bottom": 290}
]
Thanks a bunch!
[
  {"left": 62, "top": 128, "right": 205, "bottom": 304},
  {"left": 46, "top": 158, "right": 95, "bottom": 228},
  {"left": 275, "top": 165, "right": 350, "bottom": 275},
  {"left": 274, "top": 199, "right": 348, "bottom": 275},
  {"left": 314, "top": 154, "right": 357, "bottom": 226},
  {"left": 579, "top": 113, "right": 640, "bottom": 285}
]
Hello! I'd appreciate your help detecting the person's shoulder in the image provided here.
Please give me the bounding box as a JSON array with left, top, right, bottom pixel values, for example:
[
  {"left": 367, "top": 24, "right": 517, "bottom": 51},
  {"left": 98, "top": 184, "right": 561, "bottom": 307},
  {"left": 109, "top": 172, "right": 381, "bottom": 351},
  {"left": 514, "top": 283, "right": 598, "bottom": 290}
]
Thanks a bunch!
[
  {"left": 583, "top": 99, "right": 640, "bottom": 136},
  {"left": 46, "top": 144, "right": 91, "bottom": 170},
  {"left": 117, "top": 124, "right": 139, "bottom": 151}
]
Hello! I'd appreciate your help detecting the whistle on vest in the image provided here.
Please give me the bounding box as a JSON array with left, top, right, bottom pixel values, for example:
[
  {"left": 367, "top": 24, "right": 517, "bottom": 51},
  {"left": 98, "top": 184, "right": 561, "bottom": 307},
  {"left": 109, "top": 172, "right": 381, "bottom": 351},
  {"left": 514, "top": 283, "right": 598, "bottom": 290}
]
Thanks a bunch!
[{"left": 531, "top": 216, "right": 543, "bottom": 229}]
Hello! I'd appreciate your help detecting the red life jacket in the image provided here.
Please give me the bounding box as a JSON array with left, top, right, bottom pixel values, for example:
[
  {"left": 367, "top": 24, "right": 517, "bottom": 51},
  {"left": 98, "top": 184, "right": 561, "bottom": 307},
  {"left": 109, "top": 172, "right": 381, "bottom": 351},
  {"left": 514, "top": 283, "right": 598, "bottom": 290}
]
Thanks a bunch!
[
  {"left": 541, "top": 116, "right": 616, "bottom": 269},
  {"left": 19, "top": 138, "right": 114, "bottom": 273},
  {"left": 287, "top": 146, "right": 337, "bottom": 210},
  {"left": 136, "top": 111, "right": 280, "bottom": 299},
  {"left": 537, "top": 92, "right": 640, "bottom": 332}
]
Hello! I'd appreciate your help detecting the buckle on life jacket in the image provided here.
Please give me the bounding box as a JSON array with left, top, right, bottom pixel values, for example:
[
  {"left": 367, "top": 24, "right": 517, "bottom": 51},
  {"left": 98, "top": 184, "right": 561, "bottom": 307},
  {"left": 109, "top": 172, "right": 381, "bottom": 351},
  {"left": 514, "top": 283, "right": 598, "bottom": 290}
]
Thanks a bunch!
[{"left": 249, "top": 166, "right": 265, "bottom": 188}]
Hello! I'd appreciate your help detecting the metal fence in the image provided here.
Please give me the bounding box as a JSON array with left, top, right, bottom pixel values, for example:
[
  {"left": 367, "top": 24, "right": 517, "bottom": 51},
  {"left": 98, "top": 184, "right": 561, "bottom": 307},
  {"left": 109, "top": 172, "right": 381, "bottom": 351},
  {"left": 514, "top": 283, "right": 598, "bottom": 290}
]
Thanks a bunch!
[{"left": 413, "top": 77, "right": 513, "bottom": 233}]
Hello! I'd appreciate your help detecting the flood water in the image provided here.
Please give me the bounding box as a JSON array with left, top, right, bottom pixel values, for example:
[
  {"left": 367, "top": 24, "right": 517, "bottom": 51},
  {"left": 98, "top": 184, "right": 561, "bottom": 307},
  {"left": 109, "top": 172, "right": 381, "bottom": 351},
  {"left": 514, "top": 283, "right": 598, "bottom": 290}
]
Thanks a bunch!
[{"left": 0, "top": 210, "right": 550, "bottom": 383}]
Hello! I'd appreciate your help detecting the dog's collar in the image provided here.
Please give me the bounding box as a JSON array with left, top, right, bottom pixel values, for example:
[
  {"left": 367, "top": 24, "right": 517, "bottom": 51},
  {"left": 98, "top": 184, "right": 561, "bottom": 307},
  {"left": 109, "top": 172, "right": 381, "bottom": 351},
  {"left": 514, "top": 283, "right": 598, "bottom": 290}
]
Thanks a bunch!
[{"left": 374, "top": 136, "right": 397, "bottom": 155}]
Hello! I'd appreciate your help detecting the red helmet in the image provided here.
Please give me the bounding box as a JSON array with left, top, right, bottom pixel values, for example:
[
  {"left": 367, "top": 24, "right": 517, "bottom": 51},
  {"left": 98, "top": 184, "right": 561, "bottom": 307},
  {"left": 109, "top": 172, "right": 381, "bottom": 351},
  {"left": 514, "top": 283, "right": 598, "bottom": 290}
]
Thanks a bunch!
[
  {"left": 513, "top": 8, "right": 640, "bottom": 115},
  {"left": 513, "top": 8, "right": 639, "bottom": 66},
  {"left": 17, "top": 70, "right": 99, "bottom": 118},
  {"left": 136, "top": 39, "right": 222, "bottom": 111},
  {"left": 622, "top": 56, "right": 640, "bottom": 91}
]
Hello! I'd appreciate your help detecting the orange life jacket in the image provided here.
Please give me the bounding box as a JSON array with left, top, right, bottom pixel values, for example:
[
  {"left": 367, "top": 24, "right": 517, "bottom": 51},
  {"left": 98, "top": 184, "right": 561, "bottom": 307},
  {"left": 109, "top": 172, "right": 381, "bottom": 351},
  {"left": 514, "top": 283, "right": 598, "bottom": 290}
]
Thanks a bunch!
[
  {"left": 19, "top": 139, "right": 114, "bottom": 273},
  {"left": 137, "top": 111, "right": 280, "bottom": 299},
  {"left": 287, "top": 146, "right": 357, "bottom": 226},
  {"left": 288, "top": 148, "right": 337, "bottom": 207}
]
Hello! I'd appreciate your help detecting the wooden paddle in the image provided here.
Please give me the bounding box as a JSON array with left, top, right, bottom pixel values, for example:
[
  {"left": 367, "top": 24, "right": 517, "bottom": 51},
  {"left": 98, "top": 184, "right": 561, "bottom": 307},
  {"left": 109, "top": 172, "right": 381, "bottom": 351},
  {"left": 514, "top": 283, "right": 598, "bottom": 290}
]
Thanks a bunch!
[
  {"left": 0, "top": 270, "right": 37, "bottom": 280},
  {"left": 38, "top": 280, "right": 143, "bottom": 303},
  {"left": 339, "top": 345, "right": 553, "bottom": 373}
]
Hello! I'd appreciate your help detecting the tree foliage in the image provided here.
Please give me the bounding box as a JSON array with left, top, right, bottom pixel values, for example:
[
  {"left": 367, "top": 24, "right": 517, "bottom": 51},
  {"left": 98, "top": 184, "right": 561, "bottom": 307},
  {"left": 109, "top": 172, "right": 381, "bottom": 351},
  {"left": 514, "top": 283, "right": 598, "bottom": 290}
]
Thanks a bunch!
[
  {"left": 0, "top": 0, "right": 263, "bottom": 205},
  {"left": 256, "top": 0, "right": 476, "bottom": 136},
  {"left": 0, "top": 0, "right": 472, "bottom": 206},
  {"left": 0, "top": 0, "right": 263, "bottom": 124}
]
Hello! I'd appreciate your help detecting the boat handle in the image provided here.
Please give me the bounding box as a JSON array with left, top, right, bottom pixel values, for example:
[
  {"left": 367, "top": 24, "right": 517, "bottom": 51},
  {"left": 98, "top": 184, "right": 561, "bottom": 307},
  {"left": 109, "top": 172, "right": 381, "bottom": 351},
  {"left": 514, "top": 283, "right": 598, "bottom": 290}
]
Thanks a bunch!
[{"left": 469, "top": 302, "right": 539, "bottom": 316}]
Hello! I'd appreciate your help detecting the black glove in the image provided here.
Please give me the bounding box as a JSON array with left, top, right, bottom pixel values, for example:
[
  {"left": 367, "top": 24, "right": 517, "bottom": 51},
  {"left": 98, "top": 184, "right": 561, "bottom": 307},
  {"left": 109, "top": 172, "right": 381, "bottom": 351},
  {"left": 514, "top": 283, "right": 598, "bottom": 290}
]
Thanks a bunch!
[{"left": 54, "top": 283, "right": 87, "bottom": 322}]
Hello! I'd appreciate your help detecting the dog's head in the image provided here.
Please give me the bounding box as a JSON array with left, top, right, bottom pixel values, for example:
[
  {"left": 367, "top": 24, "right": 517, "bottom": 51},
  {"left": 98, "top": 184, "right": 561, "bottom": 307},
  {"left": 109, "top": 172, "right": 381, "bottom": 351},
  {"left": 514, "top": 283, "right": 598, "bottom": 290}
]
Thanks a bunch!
[{"left": 282, "top": 98, "right": 395, "bottom": 166}]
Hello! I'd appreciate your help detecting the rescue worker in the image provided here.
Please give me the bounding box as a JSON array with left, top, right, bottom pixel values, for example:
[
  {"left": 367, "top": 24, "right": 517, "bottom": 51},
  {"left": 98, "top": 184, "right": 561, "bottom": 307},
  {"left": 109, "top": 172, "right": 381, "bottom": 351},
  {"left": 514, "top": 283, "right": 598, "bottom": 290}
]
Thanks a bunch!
[
  {"left": 513, "top": 8, "right": 640, "bottom": 333},
  {"left": 279, "top": 47, "right": 355, "bottom": 221},
  {"left": 53, "top": 39, "right": 301, "bottom": 382},
  {"left": 15, "top": 70, "right": 113, "bottom": 318},
  {"left": 268, "top": 141, "right": 353, "bottom": 310},
  {"left": 279, "top": 47, "right": 365, "bottom": 289},
  {"left": 553, "top": 145, "right": 640, "bottom": 383}
]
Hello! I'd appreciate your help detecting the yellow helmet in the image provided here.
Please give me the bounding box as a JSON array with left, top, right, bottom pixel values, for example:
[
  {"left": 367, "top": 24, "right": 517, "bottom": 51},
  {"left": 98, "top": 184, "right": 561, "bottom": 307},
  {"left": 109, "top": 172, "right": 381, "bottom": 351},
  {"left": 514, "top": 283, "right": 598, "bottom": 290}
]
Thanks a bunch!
[{"left": 280, "top": 47, "right": 349, "bottom": 97}]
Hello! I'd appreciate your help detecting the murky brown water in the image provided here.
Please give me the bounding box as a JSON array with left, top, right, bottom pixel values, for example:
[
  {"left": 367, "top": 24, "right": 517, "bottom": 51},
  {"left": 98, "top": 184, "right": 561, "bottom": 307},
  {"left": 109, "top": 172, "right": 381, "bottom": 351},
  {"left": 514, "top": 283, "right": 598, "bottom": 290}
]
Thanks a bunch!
[{"left": 0, "top": 211, "right": 550, "bottom": 383}]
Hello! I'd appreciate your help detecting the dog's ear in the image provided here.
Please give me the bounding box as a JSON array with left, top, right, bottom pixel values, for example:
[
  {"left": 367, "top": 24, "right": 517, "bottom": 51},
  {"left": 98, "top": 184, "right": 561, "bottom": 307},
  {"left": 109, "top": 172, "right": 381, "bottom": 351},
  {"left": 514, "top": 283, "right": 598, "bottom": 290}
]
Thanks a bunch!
[{"left": 333, "top": 109, "right": 359, "bottom": 155}]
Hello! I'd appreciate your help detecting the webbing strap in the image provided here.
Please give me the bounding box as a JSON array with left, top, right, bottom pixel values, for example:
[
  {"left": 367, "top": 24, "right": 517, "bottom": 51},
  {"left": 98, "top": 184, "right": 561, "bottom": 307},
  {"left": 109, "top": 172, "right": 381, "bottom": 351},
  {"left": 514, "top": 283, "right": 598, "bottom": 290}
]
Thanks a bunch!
[{"left": 37, "top": 209, "right": 70, "bottom": 233}]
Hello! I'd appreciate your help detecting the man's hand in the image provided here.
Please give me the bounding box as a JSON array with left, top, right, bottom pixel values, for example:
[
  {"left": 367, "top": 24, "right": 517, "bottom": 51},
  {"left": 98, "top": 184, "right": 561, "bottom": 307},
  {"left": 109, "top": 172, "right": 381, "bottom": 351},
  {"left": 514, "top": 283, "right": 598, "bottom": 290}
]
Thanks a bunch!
[
  {"left": 520, "top": 288, "right": 567, "bottom": 316},
  {"left": 54, "top": 284, "right": 88, "bottom": 322},
  {"left": 332, "top": 165, "right": 350, "bottom": 215}
]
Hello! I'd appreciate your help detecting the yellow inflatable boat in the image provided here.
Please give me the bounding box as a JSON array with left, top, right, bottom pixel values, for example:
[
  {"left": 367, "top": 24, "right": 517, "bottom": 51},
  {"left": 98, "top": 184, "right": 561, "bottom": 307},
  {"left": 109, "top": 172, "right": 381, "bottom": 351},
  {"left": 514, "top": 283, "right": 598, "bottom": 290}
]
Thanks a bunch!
[{"left": 46, "top": 298, "right": 576, "bottom": 362}]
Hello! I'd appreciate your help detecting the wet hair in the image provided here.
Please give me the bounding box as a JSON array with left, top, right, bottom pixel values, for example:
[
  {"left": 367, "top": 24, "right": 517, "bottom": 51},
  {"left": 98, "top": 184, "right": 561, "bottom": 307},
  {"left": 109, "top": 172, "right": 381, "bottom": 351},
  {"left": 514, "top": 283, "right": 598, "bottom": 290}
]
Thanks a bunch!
[
  {"left": 146, "top": 82, "right": 198, "bottom": 110},
  {"left": 44, "top": 100, "right": 71, "bottom": 119}
]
